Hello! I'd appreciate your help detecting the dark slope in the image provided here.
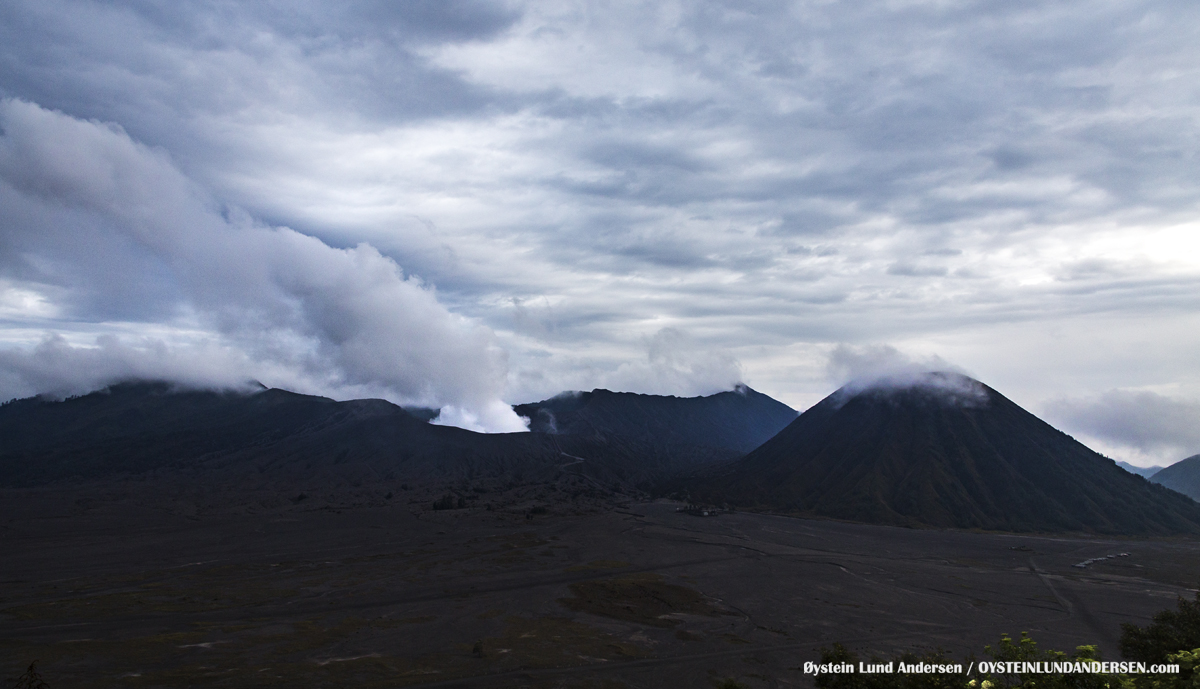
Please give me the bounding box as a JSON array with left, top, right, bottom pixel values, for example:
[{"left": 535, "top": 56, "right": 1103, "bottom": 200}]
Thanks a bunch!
[
  {"left": 1151, "top": 455, "right": 1200, "bottom": 501},
  {"left": 1117, "top": 460, "right": 1165, "bottom": 478},
  {"left": 513, "top": 384, "right": 797, "bottom": 454},
  {"left": 0, "top": 382, "right": 721, "bottom": 491},
  {"left": 690, "top": 374, "right": 1200, "bottom": 535},
  {"left": 0, "top": 382, "right": 401, "bottom": 486}
]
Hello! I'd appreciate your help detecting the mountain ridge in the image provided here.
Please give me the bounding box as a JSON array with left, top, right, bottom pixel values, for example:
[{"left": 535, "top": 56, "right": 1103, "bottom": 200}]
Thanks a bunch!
[
  {"left": 1116, "top": 460, "right": 1164, "bottom": 478},
  {"left": 1150, "top": 454, "right": 1200, "bottom": 502},
  {"left": 514, "top": 384, "right": 797, "bottom": 454},
  {"left": 0, "top": 381, "right": 757, "bottom": 493}
]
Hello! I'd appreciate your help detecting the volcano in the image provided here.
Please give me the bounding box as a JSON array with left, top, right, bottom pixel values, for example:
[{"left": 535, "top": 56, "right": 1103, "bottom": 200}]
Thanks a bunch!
[{"left": 691, "top": 373, "right": 1200, "bottom": 535}]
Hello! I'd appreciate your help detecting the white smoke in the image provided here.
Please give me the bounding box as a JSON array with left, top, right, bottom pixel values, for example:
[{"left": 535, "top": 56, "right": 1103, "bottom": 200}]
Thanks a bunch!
[
  {"left": 0, "top": 99, "right": 527, "bottom": 432},
  {"left": 434, "top": 401, "right": 531, "bottom": 434},
  {"left": 0, "top": 333, "right": 262, "bottom": 399},
  {"left": 826, "top": 343, "right": 988, "bottom": 405}
]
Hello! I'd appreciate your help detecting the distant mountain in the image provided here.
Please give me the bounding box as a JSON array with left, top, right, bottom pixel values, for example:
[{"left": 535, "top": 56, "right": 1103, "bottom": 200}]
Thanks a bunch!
[
  {"left": 1116, "top": 460, "right": 1164, "bottom": 478},
  {"left": 513, "top": 384, "right": 797, "bottom": 454},
  {"left": 689, "top": 373, "right": 1200, "bottom": 535},
  {"left": 1150, "top": 455, "right": 1200, "bottom": 502},
  {"left": 0, "top": 382, "right": 734, "bottom": 493}
]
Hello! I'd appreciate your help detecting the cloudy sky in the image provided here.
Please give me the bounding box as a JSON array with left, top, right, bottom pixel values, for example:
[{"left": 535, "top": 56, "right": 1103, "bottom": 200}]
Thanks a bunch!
[{"left": 1, "top": 1, "right": 1198, "bottom": 459}]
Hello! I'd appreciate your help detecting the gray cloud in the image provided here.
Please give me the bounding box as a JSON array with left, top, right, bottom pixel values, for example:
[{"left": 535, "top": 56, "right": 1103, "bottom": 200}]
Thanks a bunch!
[
  {"left": 1045, "top": 390, "right": 1200, "bottom": 466},
  {"left": 0, "top": 99, "right": 526, "bottom": 431},
  {"left": 826, "top": 344, "right": 956, "bottom": 385},
  {"left": 601, "top": 327, "right": 743, "bottom": 397},
  {"left": 0, "top": 1, "right": 1199, "bottom": 444}
]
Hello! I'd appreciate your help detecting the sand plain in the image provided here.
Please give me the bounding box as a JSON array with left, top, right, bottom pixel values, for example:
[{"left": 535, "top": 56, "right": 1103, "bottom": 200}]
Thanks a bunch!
[{"left": 3, "top": 490, "right": 1198, "bottom": 688}]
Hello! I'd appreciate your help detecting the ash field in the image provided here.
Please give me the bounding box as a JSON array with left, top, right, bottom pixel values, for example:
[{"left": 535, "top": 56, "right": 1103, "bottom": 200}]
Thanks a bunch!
[
  {"left": 6, "top": 489, "right": 1200, "bottom": 689},
  {"left": 3, "top": 375, "right": 1200, "bottom": 688}
]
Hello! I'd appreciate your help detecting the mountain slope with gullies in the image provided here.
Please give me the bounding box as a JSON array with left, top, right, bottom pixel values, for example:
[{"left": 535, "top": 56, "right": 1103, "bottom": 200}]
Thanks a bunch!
[
  {"left": 1150, "top": 454, "right": 1200, "bottom": 502},
  {"left": 513, "top": 384, "right": 798, "bottom": 454},
  {"left": 690, "top": 373, "right": 1200, "bottom": 535}
]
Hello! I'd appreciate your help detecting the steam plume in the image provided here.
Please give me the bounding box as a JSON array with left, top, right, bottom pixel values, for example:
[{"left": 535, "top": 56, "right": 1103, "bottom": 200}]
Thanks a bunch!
[{"left": 0, "top": 99, "right": 527, "bottom": 432}]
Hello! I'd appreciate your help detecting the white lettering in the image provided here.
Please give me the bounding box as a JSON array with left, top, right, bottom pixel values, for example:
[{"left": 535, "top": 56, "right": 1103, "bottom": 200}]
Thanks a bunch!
[{"left": 804, "top": 662, "right": 856, "bottom": 675}]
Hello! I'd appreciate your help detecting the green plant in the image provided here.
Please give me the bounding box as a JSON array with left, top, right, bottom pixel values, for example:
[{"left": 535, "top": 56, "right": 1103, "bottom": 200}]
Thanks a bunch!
[
  {"left": 980, "top": 632, "right": 1126, "bottom": 689},
  {"left": 1122, "top": 591, "right": 1200, "bottom": 665}
]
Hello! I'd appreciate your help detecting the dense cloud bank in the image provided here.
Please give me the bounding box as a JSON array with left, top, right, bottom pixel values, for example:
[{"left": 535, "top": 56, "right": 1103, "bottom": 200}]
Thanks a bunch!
[
  {"left": 0, "top": 100, "right": 526, "bottom": 432},
  {"left": 2, "top": 1, "right": 1200, "bottom": 449}
]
